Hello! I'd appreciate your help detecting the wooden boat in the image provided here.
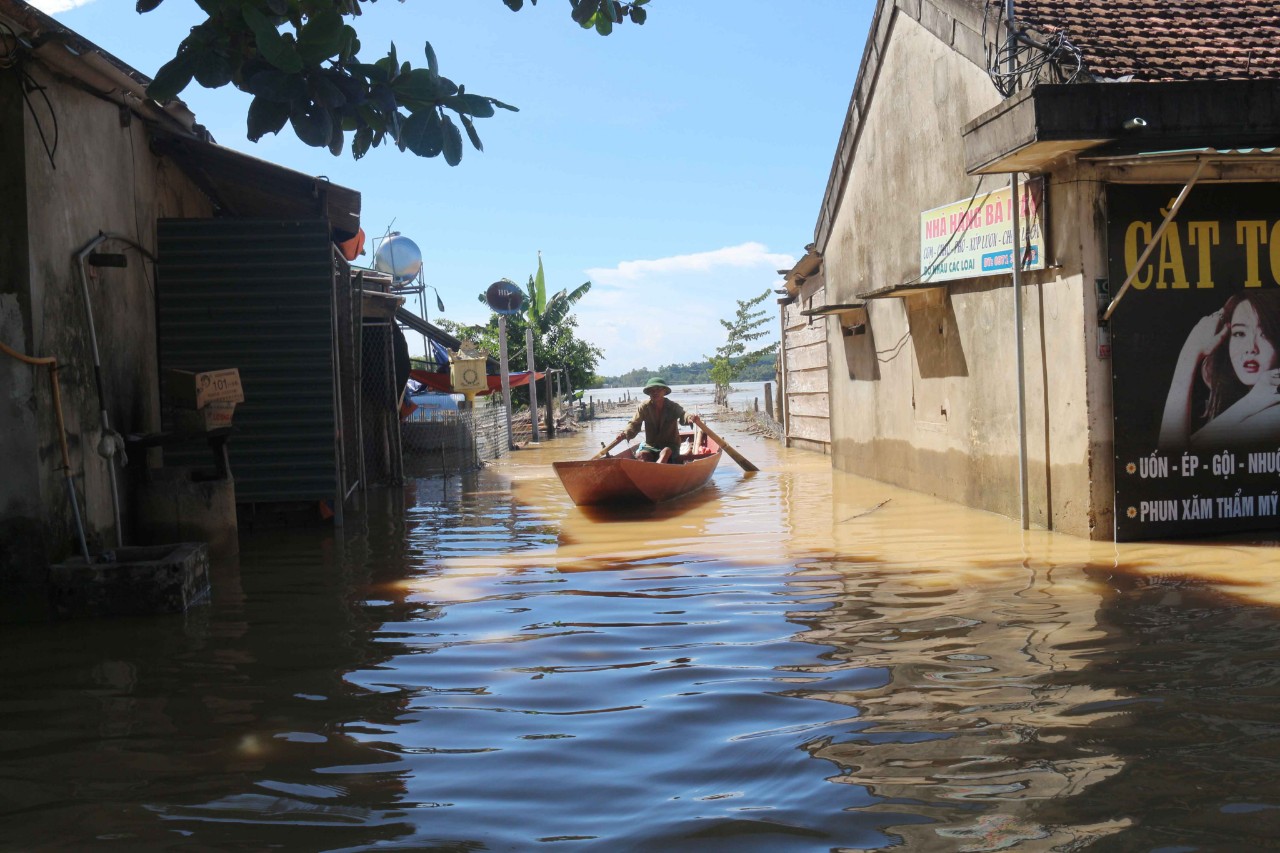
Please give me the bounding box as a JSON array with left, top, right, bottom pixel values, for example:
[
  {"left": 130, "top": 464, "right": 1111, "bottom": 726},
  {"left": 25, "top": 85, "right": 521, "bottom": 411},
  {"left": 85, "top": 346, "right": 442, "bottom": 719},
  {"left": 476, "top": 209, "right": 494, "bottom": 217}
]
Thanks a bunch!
[{"left": 554, "top": 432, "right": 722, "bottom": 506}]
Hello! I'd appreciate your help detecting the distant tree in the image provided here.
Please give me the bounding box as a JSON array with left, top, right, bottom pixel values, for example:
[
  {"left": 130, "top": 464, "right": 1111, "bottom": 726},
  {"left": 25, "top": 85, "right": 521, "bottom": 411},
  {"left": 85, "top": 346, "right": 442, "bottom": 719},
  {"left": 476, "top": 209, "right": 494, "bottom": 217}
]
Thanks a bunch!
[
  {"left": 595, "top": 353, "right": 776, "bottom": 388},
  {"left": 706, "top": 290, "right": 776, "bottom": 406},
  {"left": 143, "top": 0, "right": 651, "bottom": 164}
]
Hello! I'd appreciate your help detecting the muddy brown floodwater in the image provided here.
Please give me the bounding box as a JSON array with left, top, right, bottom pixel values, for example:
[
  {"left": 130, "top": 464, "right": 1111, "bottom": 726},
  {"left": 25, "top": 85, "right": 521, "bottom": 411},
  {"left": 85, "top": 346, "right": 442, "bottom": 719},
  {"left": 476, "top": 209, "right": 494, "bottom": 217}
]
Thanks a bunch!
[{"left": 3, "top": 397, "right": 1280, "bottom": 851}]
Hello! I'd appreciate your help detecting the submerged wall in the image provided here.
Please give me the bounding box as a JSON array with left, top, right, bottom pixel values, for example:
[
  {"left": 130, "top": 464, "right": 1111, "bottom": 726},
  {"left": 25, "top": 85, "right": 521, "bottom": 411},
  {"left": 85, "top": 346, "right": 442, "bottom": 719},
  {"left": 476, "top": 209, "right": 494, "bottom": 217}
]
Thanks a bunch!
[
  {"left": 1, "top": 55, "right": 212, "bottom": 586},
  {"left": 820, "top": 1, "right": 1103, "bottom": 538}
]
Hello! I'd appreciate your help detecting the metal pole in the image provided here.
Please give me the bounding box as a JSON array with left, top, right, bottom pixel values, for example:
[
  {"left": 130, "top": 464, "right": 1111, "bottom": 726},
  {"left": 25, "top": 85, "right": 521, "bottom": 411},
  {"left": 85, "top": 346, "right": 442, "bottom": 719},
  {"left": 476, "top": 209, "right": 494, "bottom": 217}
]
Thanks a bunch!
[
  {"left": 1006, "top": 0, "right": 1029, "bottom": 530},
  {"left": 1011, "top": 177, "right": 1029, "bottom": 530},
  {"left": 75, "top": 233, "right": 123, "bottom": 548},
  {"left": 525, "top": 326, "right": 540, "bottom": 442},
  {"left": 499, "top": 316, "right": 515, "bottom": 449}
]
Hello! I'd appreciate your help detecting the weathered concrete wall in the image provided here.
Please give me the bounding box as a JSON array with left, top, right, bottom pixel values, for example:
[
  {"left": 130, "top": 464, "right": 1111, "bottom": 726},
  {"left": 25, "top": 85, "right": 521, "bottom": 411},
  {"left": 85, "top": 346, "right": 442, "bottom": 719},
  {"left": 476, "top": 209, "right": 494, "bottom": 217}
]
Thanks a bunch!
[
  {"left": 13, "top": 61, "right": 212, "bottom": 567},
  {"left": 821, "top": 4, "right": 1103, "bottom": 537},
  {"left": 0, "top": 67, "right": 48, "bottom": 606}
]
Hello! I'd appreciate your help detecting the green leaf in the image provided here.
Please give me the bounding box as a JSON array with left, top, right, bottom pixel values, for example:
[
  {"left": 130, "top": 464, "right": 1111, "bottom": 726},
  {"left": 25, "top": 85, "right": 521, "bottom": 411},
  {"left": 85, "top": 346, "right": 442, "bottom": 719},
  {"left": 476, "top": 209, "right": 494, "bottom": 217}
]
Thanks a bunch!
[
  {"left": 393, "top": 68, "right": 445, "bottom": 102},
  {"left": 338, "top": 25, "right": 359, "bottom": 62},
  {"left": 424, "top": 41, "right": 438, "bottom": 76},
  {"left": 441, "top": 112, "right": 463, "bottom": 165},
  {"left": 192, "top": 50, "right": 233, "bottom": 88},
  {"left": 571, "top": 0, "right": 599, "bottom": 25},
  {"left": 297, "top": 6, "right": 344, "bottom": 64},
  {"left": 308, "top": 73, "right": 347, "bottom": 107},
  {"left": 243, "top": 69, "right": 308, "bottom": 102},
  {"left": 358, "top": 103, "right": 386, "bottom": 133},
  {"left": 327, "top": 109, "right": 344, "bottom": 156},
  {"left": 352, "top": 124, "right": 373, "bottom": 159},
  {"left": 534, "top": 252, "right": 547, "bottom": 315},
  {"left": 325, "top": 70, "right": 367, "bottom": 106},
  {"left": 444, "top": 93, "right": 494, "bottom": 118},
  {"left": 147, "top": 50, "right": 196, "bottom": 101},
  {"left": 243, "top": 6, "right": 303, "bottom": 73},
  {"left": 289, "top": 102, "right": 332, "bottom": 147},
  {"left": 460, "top": 114, "right": 483, "bottom": 151},
  {"left": 135, "top": 0, "right": 164, "bottom": 13},
  {"left": 491, "top": 98, "right": 519, "bottom": 112},
  {"left": 355, "top": 63, "right": 388, "bottom": 85},
  {"left": 369, "top": 82, "right": 398, "bottom": 113},
  {"left": 247, "top": 94, "right": 290, "bottom": 140},
  {"left": 594, "top": 13, "right": 613, "bottom": 35},
  {"left": 433, "top": 74, "right": 458, "bottom": 98},
  {"left": 629, "top": 5, "right": 646, "bottom": 24},
  {"left": 601, "top": 0, "right": 618, "bottom": 22},
  {"left": 502, "top": 0, "right": 522, "bottom": 10},
  {"left": 400, "top": 108, "right": 443, "bottom": 157}
]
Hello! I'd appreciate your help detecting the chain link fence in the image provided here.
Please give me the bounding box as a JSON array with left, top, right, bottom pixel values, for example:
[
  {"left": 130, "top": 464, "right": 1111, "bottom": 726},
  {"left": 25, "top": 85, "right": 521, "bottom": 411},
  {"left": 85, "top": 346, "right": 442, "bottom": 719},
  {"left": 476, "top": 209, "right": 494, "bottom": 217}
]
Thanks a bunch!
[{"left": 400, "top": 402, "right": 511, "bottom": 477}]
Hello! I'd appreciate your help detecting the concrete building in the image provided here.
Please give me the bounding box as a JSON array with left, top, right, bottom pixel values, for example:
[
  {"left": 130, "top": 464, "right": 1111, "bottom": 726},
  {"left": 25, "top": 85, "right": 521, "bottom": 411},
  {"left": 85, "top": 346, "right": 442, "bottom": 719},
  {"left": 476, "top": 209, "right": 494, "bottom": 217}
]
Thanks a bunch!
[
  {"left": 799, "top": 0, "right": 1280, "bottom": 540},
  {"left": 0, "top": 0, "right": 364, "bottom": 614}
]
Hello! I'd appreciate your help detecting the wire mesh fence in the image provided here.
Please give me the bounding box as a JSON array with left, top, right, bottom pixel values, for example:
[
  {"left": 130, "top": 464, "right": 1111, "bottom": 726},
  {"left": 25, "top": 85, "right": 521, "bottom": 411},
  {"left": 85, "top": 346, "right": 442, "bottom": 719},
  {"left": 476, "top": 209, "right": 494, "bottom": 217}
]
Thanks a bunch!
[
  {"left": 400, "top": 402, "right": 511, "bottom": 477},
  {"left": 361, "top": 317, "right": 405, "bottom": 487}
]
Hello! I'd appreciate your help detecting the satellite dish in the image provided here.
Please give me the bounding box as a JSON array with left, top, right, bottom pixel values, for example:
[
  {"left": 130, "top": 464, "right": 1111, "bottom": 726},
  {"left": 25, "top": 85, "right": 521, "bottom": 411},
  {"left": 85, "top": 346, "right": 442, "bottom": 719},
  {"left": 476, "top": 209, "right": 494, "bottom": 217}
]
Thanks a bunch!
[
  {"left": 485, "top": 280, "right": 526, "bottom": 315},
  {"left": 374, "top": 234, "right": 423, "bottom": 283}
]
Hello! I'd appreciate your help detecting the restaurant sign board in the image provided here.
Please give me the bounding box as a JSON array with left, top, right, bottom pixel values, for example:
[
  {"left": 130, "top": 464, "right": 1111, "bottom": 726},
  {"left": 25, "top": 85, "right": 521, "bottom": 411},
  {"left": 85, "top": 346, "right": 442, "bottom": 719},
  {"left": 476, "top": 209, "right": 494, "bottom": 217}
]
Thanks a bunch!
[{"left": 919, "top": 179, "right": 1046, "bottom": 283}]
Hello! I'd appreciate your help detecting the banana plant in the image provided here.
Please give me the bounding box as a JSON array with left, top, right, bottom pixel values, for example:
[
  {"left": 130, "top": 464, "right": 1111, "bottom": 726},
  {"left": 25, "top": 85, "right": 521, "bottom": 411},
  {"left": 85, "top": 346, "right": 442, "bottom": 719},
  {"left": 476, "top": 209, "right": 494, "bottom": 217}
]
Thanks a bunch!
[{"left": 526, "top": 252, "right": 591, "bottom": 338}]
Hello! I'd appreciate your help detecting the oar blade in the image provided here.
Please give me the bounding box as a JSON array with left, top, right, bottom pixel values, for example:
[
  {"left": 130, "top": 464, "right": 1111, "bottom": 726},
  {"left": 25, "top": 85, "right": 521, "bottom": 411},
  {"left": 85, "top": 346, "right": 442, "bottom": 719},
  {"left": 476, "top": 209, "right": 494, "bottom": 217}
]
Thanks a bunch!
[{"left": 696, "top": 422, "right": 758, "bottom": 472}]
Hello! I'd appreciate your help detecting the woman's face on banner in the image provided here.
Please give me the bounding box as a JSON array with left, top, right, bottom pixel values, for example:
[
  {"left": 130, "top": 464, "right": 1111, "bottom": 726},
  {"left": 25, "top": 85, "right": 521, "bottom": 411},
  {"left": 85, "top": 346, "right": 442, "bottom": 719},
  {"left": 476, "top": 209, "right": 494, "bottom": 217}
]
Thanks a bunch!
[{"left": 1228, "top": 300, "right": 1278, "bottom": 385}]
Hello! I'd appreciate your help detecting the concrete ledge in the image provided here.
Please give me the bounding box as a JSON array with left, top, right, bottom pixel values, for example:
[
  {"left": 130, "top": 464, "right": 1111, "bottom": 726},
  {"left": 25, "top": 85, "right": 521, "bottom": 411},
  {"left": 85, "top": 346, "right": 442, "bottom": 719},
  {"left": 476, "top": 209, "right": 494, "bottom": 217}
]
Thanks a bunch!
[
  {"left": 49, "top": 543, "right": 210, "bottom": 619},
  {"left": 963, "top": 80, "right": 1280, "bottom": 175}
]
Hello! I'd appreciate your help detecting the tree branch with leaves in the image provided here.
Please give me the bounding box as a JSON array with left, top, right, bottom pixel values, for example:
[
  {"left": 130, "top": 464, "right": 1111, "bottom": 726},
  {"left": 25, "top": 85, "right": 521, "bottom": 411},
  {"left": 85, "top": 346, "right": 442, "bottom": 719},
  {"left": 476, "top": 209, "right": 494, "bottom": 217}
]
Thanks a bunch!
[
  {"left": 142, "top": 0, "right": 651, "bottom": 164},
  {"left": 706, "top": 289, "right": 777, "bottom": 406}
]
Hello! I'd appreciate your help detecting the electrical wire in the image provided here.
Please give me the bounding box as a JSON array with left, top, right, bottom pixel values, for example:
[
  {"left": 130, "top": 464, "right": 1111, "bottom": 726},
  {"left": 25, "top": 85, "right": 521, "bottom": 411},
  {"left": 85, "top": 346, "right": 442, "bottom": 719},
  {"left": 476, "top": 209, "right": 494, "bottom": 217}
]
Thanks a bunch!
[
  {"left": 983, "top": 1, "right": 1086, "bottom": 97},
  {"left": 1, "top": 20, "right": 60, "bottom": 170},
  {"left": 875, "top": 328, "right": 913, "bottom": 363},
  {"left": 0, "top": 19, "right": 18, "bottom": 69}
]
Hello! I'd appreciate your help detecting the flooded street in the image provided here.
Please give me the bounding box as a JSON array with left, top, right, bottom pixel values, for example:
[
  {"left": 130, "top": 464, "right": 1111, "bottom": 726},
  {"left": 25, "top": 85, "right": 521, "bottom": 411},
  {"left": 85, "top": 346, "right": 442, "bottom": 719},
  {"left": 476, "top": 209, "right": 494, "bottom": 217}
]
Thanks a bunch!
[{"left": 4, "top": 388, "right": 1280, "bottom": 851}]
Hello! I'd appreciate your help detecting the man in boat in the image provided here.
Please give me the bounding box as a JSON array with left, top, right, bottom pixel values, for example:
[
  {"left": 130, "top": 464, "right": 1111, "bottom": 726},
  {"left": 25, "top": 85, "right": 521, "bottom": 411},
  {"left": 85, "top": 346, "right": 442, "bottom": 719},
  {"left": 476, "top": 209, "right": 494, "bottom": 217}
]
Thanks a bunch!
[{"left": 617, "top": 377, "right": 705, "bottom": 463}]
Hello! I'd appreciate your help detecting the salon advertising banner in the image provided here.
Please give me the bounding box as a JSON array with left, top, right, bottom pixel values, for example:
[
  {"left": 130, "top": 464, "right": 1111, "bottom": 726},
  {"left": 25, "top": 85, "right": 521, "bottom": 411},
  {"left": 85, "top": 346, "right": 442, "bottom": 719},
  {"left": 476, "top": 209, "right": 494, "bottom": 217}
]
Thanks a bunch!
[{"left": 1110, "top": 184, "right": 1280, "bottom": 541}]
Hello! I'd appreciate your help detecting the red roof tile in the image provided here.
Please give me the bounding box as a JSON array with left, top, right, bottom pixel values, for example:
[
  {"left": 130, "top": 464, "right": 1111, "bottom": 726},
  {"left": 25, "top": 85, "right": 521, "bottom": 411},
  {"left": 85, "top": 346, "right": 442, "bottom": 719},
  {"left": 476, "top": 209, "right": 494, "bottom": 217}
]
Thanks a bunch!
[{"left": 1010, "top": 0, "right": 1280, "bottom": 81}]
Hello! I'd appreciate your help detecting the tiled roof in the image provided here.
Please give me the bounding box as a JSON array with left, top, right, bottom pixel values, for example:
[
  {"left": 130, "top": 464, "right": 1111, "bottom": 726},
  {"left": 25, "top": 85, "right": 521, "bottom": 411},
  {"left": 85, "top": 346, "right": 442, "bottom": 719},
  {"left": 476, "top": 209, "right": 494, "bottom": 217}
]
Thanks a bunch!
[{"left": 1012, "top": 0, "right": 1280, "bottom": 81}]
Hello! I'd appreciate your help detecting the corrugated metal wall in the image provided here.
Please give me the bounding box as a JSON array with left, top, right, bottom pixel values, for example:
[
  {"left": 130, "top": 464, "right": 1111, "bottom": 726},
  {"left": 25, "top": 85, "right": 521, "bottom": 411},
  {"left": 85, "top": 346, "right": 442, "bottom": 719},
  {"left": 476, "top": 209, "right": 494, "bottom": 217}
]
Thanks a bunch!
[{"left": 156, "top": 218, "right": 342, "bottom": 505}]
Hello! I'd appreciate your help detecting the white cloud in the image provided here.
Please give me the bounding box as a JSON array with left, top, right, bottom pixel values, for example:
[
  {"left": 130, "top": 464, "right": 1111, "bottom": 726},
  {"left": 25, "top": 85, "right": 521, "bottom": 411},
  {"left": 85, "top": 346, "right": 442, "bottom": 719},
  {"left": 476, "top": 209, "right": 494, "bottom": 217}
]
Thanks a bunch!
[
  {"left": 576, "top": 243, "right": 795, "bottom": 375},
  {"left": 586, "top": 242, "right": 794, "bottom": 290},
  {"left": 27, "top": 0, "right": 96, "bottom": 13}
]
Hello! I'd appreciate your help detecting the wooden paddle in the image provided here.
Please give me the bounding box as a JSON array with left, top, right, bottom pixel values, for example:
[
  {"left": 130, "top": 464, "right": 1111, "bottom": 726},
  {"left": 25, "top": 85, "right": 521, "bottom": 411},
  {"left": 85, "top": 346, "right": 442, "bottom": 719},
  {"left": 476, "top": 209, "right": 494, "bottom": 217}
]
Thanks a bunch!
[
  {"left": 693, "top": 420, "right": 758, "bottom": 472},
  {"left": 592, "top": 434, "right": 626, "bottom": 459}
]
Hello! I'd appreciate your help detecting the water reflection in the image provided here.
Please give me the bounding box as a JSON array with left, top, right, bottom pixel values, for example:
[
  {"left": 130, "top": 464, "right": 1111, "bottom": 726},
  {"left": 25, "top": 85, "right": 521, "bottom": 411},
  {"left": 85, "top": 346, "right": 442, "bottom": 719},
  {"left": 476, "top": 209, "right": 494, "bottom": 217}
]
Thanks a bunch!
[{"left": 1, "top": 407, "right": 1278, "bottom": 850}]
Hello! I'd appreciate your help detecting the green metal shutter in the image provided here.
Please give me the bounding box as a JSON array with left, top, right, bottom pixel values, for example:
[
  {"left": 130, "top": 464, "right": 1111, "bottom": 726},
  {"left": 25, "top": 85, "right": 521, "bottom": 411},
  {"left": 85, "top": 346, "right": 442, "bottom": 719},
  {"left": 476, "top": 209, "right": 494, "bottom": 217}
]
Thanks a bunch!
[{"left": 156, "top": 218, "right": 339, "bottom": 505}]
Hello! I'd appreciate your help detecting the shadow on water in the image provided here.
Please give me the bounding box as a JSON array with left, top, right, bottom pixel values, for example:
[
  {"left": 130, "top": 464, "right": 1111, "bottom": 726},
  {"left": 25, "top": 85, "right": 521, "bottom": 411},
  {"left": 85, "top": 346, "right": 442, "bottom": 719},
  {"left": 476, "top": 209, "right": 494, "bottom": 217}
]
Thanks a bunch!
[
  {"left": 569, "top": 481, "right": 725, "bottom": 525},
  {"left": 786, "top": 553, "right": 1280, "bottom": 851}
]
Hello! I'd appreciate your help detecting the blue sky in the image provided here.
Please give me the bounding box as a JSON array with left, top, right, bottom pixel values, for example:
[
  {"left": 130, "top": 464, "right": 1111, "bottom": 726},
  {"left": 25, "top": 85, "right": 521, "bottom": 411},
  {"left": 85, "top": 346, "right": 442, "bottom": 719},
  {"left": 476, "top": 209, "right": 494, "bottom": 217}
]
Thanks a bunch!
[{"left": 40, "top": 0, "right": 873, "bottom": 376}]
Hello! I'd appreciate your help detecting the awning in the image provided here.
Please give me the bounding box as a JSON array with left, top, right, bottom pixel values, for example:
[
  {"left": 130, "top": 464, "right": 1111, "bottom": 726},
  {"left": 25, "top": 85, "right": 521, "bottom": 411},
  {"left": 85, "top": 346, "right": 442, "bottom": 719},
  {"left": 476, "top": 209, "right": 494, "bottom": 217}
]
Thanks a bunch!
[
  {"left": 962, "top": 79, "right": 1280, "bottom": 176},
  {"left": 408, "top": 369, "right": 545, "bottom": 396},
  {"left": 150, "top": 130, "right": 362, "bottom": 239}
]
